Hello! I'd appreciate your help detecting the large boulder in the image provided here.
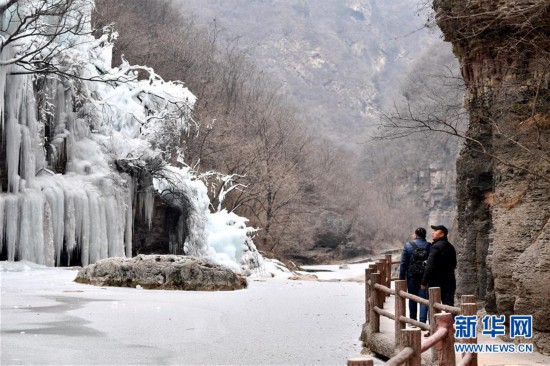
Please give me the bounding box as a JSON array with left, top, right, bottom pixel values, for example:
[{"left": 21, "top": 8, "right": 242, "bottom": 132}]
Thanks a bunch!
[{"left": 75, "top": 255, "right": 247, "bottom": 291}]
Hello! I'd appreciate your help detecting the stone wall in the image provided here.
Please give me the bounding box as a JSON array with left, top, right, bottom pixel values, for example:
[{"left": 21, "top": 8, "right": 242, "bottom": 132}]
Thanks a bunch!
[{"left": 433, "top": 0, "right": 550, "bottom": 353}]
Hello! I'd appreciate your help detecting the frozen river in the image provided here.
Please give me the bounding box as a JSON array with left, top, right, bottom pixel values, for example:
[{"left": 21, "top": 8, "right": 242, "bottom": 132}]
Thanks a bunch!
[{"left": 1, "top": 262, "right": 373, "bottom": 365}]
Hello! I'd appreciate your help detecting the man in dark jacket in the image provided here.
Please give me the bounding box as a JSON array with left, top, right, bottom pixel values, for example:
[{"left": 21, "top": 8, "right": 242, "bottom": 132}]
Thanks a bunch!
[
  {"left": 421, "top": 225, "right": 457, "bottom": 306},
  {"left": 399, "top": 227, "right": 430, "bottom": 323}
]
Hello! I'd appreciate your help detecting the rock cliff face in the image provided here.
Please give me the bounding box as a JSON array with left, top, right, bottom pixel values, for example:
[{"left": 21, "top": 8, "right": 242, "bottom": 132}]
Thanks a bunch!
[{"left": 433, "top": 0, "right": 550, "bottom": 353}]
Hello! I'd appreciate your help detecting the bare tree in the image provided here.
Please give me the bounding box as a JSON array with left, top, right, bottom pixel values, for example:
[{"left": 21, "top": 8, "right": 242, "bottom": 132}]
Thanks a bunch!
[
  {"left": 377, "top": 58, "right": 550, "bottom": 183},
  {"left": 1, "top": 0, "right": 98, "bottom": 77},
  {"left": 96, "top": 0, "right": 422, "bottom": 260}
]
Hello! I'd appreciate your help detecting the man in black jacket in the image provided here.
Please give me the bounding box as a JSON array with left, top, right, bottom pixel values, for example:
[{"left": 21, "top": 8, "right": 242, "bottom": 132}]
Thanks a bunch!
[
  {"left": 420, "top": 225, "right": 457, "bottom": 306},
  {"left": 399, "top": 227, "right": 430, "bottom": 323}
]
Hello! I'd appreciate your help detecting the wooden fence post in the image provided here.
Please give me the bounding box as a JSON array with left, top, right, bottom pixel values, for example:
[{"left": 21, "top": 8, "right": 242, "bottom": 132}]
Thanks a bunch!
[
  {"left": 429, "top": 287, "right": 442, "bottom": 332},
  {"left": 401, "top": 329, "right": 421, "bottom": 366},
  {"left": 370, "top": 272, "right": 380, "bottom": 333},
  {"left": 429, "top": 287, "right": 442, "bottom": 362},
  {"left": 347, "top": 357, "right": 373, "bottom": 366},
  {"left": 461, "top": 294, "right": 476, "bottom": 305},
  {"left": 395, "top": 279, "right": 407, "bottom": 348},
  {"left": 368, "top": 264, "right": 377, "bottom": 276},
  {"left": 375, "top": 260, "right": 384, "bottom": 277},
  {"left": 365, "top": 267, "right": 372, "bottom": 323},
  {"left": 377, "top": 259, "right": 386, "bottom": 305},
  {"left": 434, "top": 313, "right": 456, "bottom": 366},
  {"left": 385, "top": 254, "right": 393, "bottom": 289},
  {"left": 460, "top": 302, "right": 478, "bottom": 366}
]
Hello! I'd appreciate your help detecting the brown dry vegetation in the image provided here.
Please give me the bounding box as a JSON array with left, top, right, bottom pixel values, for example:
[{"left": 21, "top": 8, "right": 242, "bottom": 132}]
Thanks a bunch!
[{"left": 92, "top": 0, "right": 427, "bottom": 262}]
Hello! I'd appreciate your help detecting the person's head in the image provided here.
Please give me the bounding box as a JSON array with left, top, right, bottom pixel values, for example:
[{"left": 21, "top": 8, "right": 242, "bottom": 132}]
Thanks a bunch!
[
  {"left": 414, "top": 227, "right": 426, "bottom": 239},
  {"left": 431, "top": 225, "right": 448, "bottom": 240}
]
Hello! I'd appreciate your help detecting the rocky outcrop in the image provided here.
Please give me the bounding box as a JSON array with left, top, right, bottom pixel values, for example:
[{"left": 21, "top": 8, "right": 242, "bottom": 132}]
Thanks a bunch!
[
  {"left": 75, "top": 255, "right": 247, "bottom": 291},
  {"left": 422, "top": 160, "right": 458, "bottom": 228},
  {"left": 433, "top": 0, "right": 550, "bottom": 353}
]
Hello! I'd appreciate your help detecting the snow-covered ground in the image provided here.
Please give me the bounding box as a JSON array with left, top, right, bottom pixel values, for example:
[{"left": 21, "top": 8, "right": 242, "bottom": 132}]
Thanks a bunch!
[{"left": 0, "top": 261, "right": 374, "bottom": 365}]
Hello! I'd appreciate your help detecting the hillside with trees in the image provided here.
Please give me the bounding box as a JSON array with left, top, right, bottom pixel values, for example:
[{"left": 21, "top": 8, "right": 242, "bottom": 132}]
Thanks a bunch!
[{"left": 93, "top": 0, "right": 461, "bottom": 262}]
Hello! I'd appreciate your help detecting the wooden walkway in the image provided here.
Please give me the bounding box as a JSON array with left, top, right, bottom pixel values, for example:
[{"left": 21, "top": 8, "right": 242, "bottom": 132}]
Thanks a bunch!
[
  {"left": 346, "top": 255, "right": 550, "bottom": 366},
  {"left": 349, "top": 293, "right": 550, "bottom": 365}
]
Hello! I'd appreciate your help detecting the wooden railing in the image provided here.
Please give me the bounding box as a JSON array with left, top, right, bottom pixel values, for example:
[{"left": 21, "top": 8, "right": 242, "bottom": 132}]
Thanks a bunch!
[
  {"left": 349, "top": 256, "right": 478, "bottom": 366},
  {"left": 386, "top": 313, "right": 455, "bottom": 366}
]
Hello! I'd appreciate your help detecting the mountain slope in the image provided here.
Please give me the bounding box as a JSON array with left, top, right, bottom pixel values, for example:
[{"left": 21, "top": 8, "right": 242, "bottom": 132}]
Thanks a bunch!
[{"left": 176, "top": 0, "right": 443, "bottom": 146}]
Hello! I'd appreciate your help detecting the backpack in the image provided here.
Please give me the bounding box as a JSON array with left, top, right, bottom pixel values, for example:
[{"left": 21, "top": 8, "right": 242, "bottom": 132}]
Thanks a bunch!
[{"left": 408, "top": 240, "right": 429, "bottom": 276}]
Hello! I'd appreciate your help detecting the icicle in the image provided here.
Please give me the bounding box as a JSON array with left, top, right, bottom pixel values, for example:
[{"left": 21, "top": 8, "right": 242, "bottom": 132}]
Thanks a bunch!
[
  {"left": 6, "top": 119, "right": 22, "bottom": 193},
  {"left": 81, "top": 191, "right": 90, "bottom": 266},
  {"left": 55, "top": 81, "right": 66, "bottom": 130},
  {"left": 42, "top": 183, "right": 65, "bottom": 265},
  {"left": 5, "top": 195, "right": 18, "bottom": 261},
  {"left": 17, "top": 194, "right": 33, "bottom": 264},
  {"left": 74, "top": 191, "right": 82, "bottom": 248},
  {"left": 97, "top": 176, "right": 121, "bottom": 258},
  {"left": 31, "top": 193, "right": 45, "bottom": 265},
  {"left": 4, "top": 72, "right": 24, "bottom": 194},
  {"left": 0, "top": 196, "right": 4, "bottom": 254},
  {"left": 105, "top": 192, "right": 119, "bottom": 257},
  {"left": 63, "top": 188, "right": 77, "bottom": 262},
  {"left": 53, "top": 184, "right": 65, "bottom": 265},
  {"left": 25, "top": 78, "right": 45, "bottom": 175},
  {"left": 19, "top": 125, "right": 35, "bottom": 189},
  {"left": 142, "top": 188, "right": 154, "bottom": 230},
  {"left": 43, "top": 200, "right": 55, "bottom": 266},
  {"left": 74, "top": 190, "right": 90, "bottom": 266},
  {"left": 99, "top": 195, "right": 108, "bottom": 260},
  {"left": 123, "top": 176, "right": 134, "bottom": 258},
  {"left": 87, "top": 189, "right": 101, "bottom": 264}
]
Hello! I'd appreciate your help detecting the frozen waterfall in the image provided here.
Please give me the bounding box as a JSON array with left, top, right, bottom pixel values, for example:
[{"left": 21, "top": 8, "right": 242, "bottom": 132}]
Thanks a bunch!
[
  {"left": 0, "top": 0, "right": 265, "bottom": 275},
  {"left": 0, "top": 68, "right": 135, "bottom": 266},
  {"left": 0, "top": 0, "right": 191, "bottom": 267}
]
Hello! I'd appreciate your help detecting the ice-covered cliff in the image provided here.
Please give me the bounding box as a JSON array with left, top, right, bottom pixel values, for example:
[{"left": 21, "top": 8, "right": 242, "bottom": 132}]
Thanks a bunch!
[{"left": 0, "top": 0, "right": 262, "bottom": 274}]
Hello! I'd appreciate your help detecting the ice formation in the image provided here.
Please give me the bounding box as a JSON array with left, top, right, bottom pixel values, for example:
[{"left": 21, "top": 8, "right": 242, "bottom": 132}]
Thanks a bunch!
[
  {"left": 0, "top": 0, "right": 264, "bottom": 274},
  {"left": 207, "top": 208, "right": 263, "bottom": 275}
]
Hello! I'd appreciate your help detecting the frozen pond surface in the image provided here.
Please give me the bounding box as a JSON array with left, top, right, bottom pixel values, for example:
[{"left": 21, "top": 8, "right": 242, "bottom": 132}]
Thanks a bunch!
[{"left": 1, "top": 262, "right": 374, "bottom": 365}]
